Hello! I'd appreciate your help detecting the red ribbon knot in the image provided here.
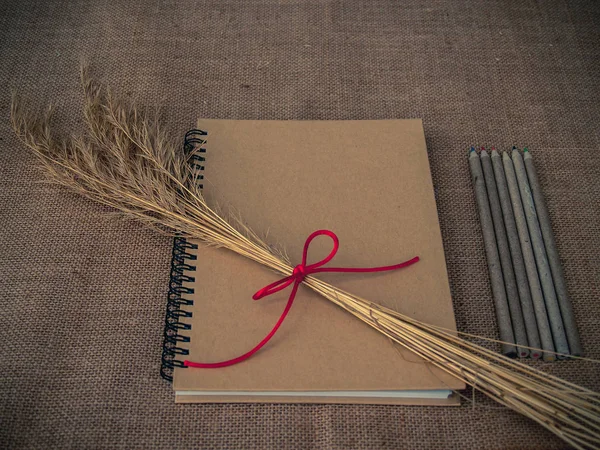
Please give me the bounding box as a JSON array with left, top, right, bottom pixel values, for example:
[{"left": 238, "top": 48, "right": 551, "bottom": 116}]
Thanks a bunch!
[
  {"left": 184, "top": 229, "right": 419, "bottom": 369},
  {"left": 293, "top": 264, "right": 306, "bottom": 279}
]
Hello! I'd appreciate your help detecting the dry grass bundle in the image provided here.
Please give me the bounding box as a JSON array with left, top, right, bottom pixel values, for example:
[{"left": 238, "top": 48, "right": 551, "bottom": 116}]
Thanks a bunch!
[{"left": 11, "top": 69, "right": 600, "bottom": 449}]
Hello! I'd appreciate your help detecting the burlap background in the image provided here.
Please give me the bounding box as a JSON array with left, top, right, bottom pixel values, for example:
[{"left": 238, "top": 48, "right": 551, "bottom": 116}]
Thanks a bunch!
[{"left": 1, "top": 0, "right": 599, "bottom": 448}]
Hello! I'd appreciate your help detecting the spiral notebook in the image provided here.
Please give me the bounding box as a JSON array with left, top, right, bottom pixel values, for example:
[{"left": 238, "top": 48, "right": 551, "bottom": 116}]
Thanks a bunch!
[{"left": 161, "top": 119, "right": 464, "bottom": 405}]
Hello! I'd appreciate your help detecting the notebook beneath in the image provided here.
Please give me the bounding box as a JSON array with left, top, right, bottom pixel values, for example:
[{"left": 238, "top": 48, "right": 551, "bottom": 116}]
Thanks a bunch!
[{"left": 172, "top": 119, "right": 464, "bottom": 405}]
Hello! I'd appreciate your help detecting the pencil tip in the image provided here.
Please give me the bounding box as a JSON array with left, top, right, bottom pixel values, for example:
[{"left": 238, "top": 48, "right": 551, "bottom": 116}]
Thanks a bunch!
[
  {"left": 523, "top": 147, "right": 529, "bottom": 152},
  {"left": 512, "top": 145, "right": 517, "bottom": 151}
]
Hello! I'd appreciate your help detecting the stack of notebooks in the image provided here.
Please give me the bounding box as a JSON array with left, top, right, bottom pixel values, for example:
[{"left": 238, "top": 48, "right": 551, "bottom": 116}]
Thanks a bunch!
[{"left": 161, "top": 119, "right": 465, "bottom": 405}]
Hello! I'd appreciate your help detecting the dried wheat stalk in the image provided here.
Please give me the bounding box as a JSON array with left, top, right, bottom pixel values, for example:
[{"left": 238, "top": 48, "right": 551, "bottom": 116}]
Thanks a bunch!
[{"left": 10, "top": 69, "right": 600, "bottom": 449}]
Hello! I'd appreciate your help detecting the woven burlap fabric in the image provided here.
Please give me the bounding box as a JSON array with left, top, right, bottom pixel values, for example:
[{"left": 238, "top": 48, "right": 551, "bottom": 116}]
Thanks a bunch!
[{"left": 1, "top": 0, "right": 599, "bottom": 448}]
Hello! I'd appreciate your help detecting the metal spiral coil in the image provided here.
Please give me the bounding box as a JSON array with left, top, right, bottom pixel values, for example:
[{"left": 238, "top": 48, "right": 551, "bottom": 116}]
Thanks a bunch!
[{"left": 160, "top": 129, "right": 207, "bottom": 381}]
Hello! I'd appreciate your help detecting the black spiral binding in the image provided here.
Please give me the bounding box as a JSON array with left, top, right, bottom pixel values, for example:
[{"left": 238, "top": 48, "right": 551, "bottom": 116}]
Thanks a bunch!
[{"left": 160, "top": 129, "right": 207, "bottom": 381}]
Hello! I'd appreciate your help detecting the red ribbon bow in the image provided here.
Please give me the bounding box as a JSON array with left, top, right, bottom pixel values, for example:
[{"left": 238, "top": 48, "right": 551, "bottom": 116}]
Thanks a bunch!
[{"left": 184, "top": 229, "right": 419, "bottom": 368}]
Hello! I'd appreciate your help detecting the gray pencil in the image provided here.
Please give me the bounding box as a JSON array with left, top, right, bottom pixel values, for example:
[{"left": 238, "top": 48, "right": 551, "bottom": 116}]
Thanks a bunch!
[
  {"left": 512, "top": 149, "right": 570, "bottom": 358},
  {"left": 491, "top": 149, "right": 541, "bottom": 358},
  {"left": 481, "top": 149, "right": 529, "bottom": 358},
  {"left": 503, "top": 152, "right": 556, "bottom": 361},
  {"left": 469, "top": 149, "right": 517, "bottom": 357},
  {"left": 524, "top": 148, "right": 582, "bottom": 356}
]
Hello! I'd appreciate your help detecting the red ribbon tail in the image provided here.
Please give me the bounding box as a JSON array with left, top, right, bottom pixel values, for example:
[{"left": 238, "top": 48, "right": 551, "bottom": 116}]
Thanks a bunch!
[{"left": 184, "top": 281, "right": 301, "bottom": 368}]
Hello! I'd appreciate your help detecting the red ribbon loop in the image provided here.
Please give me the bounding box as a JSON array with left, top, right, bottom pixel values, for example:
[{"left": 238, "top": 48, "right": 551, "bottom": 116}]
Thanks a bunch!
[
  {"left": 184, "top": 229, "right": 419, "bottom": 369},
  {"left": 252, "top": 229, "right": 339, "bottom": 300}
]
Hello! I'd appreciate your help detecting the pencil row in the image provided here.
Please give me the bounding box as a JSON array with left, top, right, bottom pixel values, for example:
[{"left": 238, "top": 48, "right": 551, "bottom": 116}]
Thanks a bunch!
[{"left": 468, "top": 147, "right": 581, "bottom": 361}]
